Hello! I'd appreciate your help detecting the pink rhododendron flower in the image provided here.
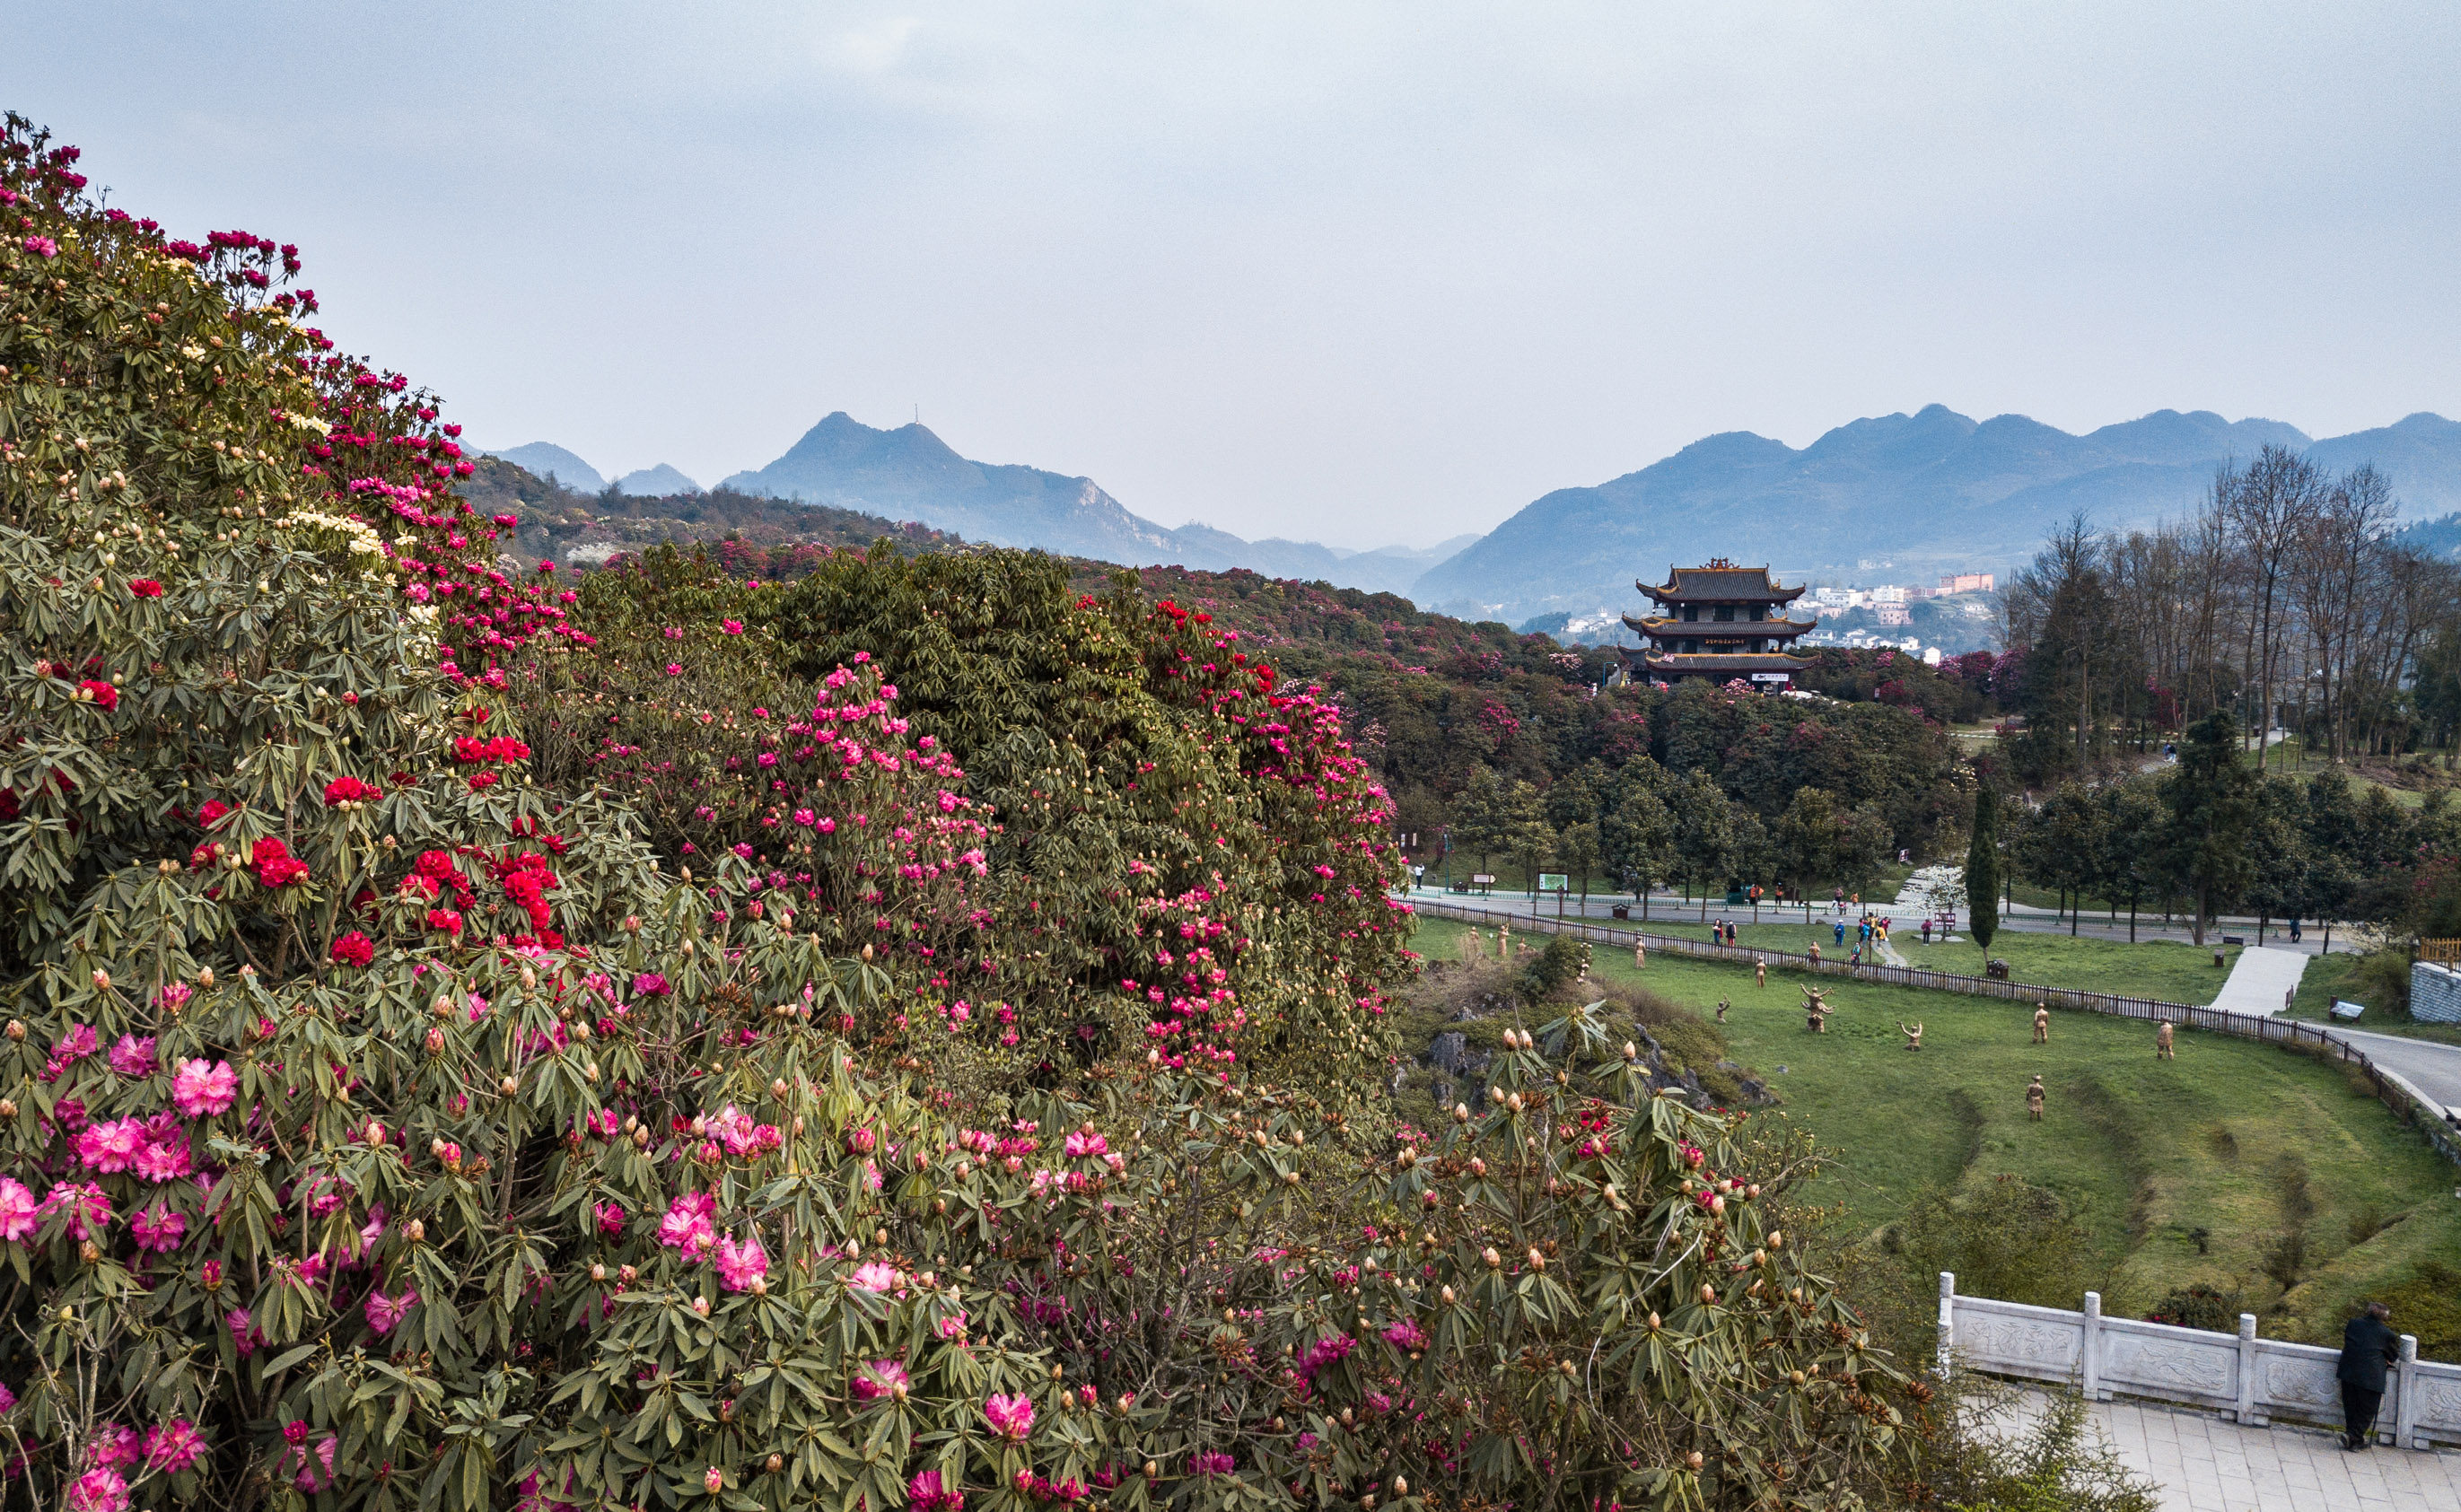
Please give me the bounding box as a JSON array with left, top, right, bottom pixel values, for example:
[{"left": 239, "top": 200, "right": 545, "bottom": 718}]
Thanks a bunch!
[
  {"left": 595, "top": 1200, "right": 626, "bottom": 1237},
  {"left": 908, "top": 1468, "right": 963, "bottom": 1512},
  {"left": 85, "top": 1423, "right": 140, "bottom": 1469},
  {"left": 984, "top": 1393, "right": 1034, "bottom": 1441},
  {"left": 1064, "top": 1131, "right": 1108, "bottom": 1158},
  {"left": 714, "top": 1233, "right": 768, "bottom": 1292},
  {"left": 107, "top": 1034, "right": 156, "bottom": 1078},
  {"left": 66, "top": 1467, "right": 127, "bottom": 1512},
  {"left": 657, "top": 1191, "right": 715, "bottom": 1254},
  {"left": 129, "top": 1206, "right": 187, "bottom": 1253},
  {"left": 1, "top": 1176, "right": 44, "bottom": 1243},
  {"left": 227, "top": 1308, "right": 262, "bottom": 1357},
  {"left": 850, "top": 1262, "right": 900, "bottom": 1293},
  {"left": 1194, "top": 1452, "right": 1236, "bottom": 1477},
  {"left": 364, "top": 1288, "right": 417, "bottom": 1335},
  {"left": 171, "top": 1058, "right": 238, "bottom": 1116},
  {"left": 42, "top": 1182, "right": 113, "bottom": 1241},
  {"left": 74, "top": 1117, "right": 145, "bottom": 1174},
  {"left": 143, "top": 1420, "right": 206, "bottom": 1473},
  {"left": 1382, "top": 1317, "right": 1428, "bottom": 1351},
  {"left": 851, "top": 1359, "right": 908, "bottom": 1400},
  {"left": 132, "top": 1132, "right": 193, "bottom": 1184}
]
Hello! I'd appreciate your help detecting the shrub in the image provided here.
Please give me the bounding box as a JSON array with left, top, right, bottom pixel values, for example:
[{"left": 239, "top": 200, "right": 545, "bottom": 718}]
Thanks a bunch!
[{"left": 2143, "top": 1286, "right": 2238, "bottom": 1333}]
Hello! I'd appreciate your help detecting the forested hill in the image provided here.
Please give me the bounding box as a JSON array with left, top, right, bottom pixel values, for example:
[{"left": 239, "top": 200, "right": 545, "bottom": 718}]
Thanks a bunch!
[{"left": 470, "top": 453, "right": 1992, "bottom": 873}]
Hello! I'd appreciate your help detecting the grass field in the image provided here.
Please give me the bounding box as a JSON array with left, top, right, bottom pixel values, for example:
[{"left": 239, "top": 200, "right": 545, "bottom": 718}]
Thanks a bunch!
[{"left": 1413, "top": 915, "right": 2461, "bottom": 1357}]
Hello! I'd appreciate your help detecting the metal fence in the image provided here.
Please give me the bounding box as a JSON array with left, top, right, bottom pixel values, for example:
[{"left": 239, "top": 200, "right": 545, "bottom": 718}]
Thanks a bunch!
[{"left": 1408, "top": 897, "right": 2461, "bottom": 1166}]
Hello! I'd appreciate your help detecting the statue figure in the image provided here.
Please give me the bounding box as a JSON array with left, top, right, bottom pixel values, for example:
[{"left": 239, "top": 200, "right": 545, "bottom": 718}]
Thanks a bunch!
[
  {"left": 2025, "top": 1074, "right": 2045, "bottom": 1121},
  {"left": 1802, "top": 983, "right": 1831, "bottom": 1034},
  {"left": 1756, "top": 957, "right": 1766, "bottom": 988},
  {"left": 1633, "top": 941, "right": 1645, "bottom": 970},
  {"left": 2157, "top": 1020, "right": 2175, "bottom": 1061},
  {"left": 1808, "top": 941, "right": 1821, "bottom": 965},
  {"left": 2032, "top": 1004, "right": 2049, "bottom": 1044},
  {"left": 1715, "top": 997, "right": 1730, "bottom": 1024},
  {"left": 1900, "top": 1021, "right": 1922, "bottom": 1052}
]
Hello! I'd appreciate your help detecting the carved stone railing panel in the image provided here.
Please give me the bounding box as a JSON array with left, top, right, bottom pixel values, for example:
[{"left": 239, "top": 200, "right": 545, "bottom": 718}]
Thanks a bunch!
[{"left": 2098, "top": 1319, "right": 2238, "bottom": 1408}]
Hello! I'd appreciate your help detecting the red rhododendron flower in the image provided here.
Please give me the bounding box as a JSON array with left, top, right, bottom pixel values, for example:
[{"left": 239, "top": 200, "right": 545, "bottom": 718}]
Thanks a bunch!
[
  {"left": 128, "top": 579, "right": 163, "bottom": 598},
  {"left": 77, "top": 679, "right": 118, "bottom": 710},
  {"left": 328, "top": 931, "right": 373, "bottom": 968}
]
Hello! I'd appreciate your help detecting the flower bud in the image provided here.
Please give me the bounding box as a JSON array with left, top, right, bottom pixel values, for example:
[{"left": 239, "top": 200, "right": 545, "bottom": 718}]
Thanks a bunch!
[
  {"left": 693, "top": 1296, "right": 711, "bottom": 1316},
  {"left": 772, "top": 1078, "right": 790, "bottom": 1098},
  {"left": 500, "top": 1076, "right": 519, "bottom": 1097},
  {"left": 591, "top": 1263, "right": 607, "bottom": 1281},
  {"left": 1482, "top": 1246, "right": 1501, "bottom": 1269},
  {"left": 1527, "top": 1246, "right": 1545, "bottom": 1272},
  {"left": 1394, "top": 1477, "right": 1409, "bottom": 1497},
  {"left": 197, "top": 966, "right": 214, "bottom": 987},
  {"left": 425, "top": 1027, "right": 445, "bottom": 1055},
  {"left": 766, "top": 1455, "right": 784, "bottom": 1474},
  {"left": 1451, "top": 1103, "right": 1468, "bottom": 1123},
  {"left": 0, "top": 1100, "right": 14, "bottom": 1121},
  {"left": 1685, "top": 1452, "right": 1703, "bottom": 1473},
  {"left": 92, "top": 969, "right": 111, "bottom": 991},
  {"left": 4, "top": 1021, "right": 21, "bottom": 1042},
  {"left": 1621, "top": 1040, "right": 1637, "bottom": 1062},
  {"left": 405, "top": 1219, "right": 425, "bottom": 1243},
  {"left": 1700, "top": 1283, "right": 1718, "bottom": 1304},
  {"left": 365, "top": 1121, "right": 387, "bottom": 1147},
  {"left": 1646, "top": 1311, "right": 1660, "bottom": 1330},
  {"left": 1487, "top": 1087, "right": 1505, "bottom": 1106},
  {"left": 81, "top": 1240, "right": 101, "bottom": 1264},
  {"left": 1441, "top": 1285, "right": 1455, "bottom": 1305}
]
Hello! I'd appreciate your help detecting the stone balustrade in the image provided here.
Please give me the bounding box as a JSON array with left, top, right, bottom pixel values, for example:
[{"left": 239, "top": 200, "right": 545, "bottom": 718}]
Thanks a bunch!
[{"left": 1936, "top": 1272, "right": 2461, "bottom": 1451}]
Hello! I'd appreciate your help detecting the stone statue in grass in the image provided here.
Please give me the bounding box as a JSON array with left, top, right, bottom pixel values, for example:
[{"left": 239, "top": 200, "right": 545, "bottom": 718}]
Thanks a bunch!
[{"left": 2025, "top": 1074, "right": 2045, "bottom": 1121}]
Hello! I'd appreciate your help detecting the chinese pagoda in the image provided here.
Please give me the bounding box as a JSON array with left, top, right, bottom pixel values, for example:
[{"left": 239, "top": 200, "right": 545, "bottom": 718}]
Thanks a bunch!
[{"left": 1619, "top": 559, "right": 1818, "bottom": 684}]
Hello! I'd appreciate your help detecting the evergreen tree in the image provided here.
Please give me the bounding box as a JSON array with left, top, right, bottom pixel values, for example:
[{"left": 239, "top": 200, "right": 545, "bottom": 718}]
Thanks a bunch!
[
  {"left": 1598, "top": 760, "right": 1674, "bottom": 917},
  {"left": 2160, "top": 710, "right": 2259, "bottom": 945},
  {"left": 1670, "top": 768, "right": 1736, "bottom": 919},
  {"left": 1554, "top": 820, "right": 1603, "bottom": 906},
  {"left": 1966, "top": 783, "right": 2001, "bottom": 950}
]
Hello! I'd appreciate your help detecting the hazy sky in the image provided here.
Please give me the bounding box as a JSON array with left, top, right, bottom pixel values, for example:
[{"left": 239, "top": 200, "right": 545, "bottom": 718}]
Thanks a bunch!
[{"left": 13, "top": 3, "right": 2459, "bottom": 547}]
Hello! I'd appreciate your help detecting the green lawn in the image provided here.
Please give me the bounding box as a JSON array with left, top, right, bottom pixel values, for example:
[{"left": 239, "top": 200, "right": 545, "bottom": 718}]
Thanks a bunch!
[
  {"left": 1412, "top": 916, "right": 2461, "bottom": 1356},
  {"left": 1893, "top": 931, "right": 2242, "bottom": 1007}
]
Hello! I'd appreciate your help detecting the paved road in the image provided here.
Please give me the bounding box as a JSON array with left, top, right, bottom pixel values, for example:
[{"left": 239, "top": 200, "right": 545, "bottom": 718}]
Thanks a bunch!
[
  {"left": 2333, "top": 1027, "right": 2461, "bottom": 1118},
  {"left": 2001, "top": 1390, "right": 2461, "bottom": 1510}
]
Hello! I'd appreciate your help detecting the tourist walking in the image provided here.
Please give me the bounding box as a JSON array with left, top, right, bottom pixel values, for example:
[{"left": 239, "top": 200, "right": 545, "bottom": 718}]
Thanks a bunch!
[{"left": 2337, "top": 1301, "right": 2399, "bottom": 1450}]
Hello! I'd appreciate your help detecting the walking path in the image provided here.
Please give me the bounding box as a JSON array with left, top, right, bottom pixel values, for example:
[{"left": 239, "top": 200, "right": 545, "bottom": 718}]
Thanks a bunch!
[
  {"left": 2211, "top": 946, "right": 2312, "bottom": 1018},
  {"left": 2334, "top": 1027, "right": 2461, "bottom": 1117},
  {"left": 2001, "top": 1390, "right": 2461, "bottom": 1511}
]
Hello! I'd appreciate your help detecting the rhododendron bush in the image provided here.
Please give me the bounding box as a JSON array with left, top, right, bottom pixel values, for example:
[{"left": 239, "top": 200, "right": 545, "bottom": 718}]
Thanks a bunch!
[
  {"left": 0, "top": 116, "right": 1946, "bottom": 1512},
  {"left": 519, "top": 546, "right": 1414, "bottom": 1091}
]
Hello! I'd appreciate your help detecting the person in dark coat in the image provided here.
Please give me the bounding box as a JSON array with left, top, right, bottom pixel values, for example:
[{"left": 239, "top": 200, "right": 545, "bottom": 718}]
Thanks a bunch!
[{"left": 2337, "top": 1301, "right": 2399, "bottom": 1450}]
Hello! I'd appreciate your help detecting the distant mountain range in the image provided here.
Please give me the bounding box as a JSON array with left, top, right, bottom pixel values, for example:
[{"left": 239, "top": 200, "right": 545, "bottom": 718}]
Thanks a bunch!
[
  {"left": 1414, "top": 407, "right": 2461, "bottom": 623},
  {"left": 487, "top": 405, "right": 2461, "bottom": 625},
  {"left": 491, "top": 414, "right": 1473, "bottom": 598}
]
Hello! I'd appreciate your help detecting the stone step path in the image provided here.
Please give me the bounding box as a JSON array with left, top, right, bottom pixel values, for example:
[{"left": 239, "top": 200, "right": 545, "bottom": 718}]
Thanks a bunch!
[
  {"left": 2007, "top": 1390, "right": 2461, "bottom": 1510},
  {"left": 2211, "top": 945, "right": 2310, "bottom": 1018}
]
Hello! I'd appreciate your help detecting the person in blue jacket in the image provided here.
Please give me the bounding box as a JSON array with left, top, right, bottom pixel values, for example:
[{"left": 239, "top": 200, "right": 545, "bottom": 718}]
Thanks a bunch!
[{"left": 2337, "top": 1300, "right": 2399, "bottom": 1450}]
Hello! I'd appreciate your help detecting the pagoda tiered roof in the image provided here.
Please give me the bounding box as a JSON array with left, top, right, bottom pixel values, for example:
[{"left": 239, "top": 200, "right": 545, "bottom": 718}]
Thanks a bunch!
[{"left": 1637, "top": 559, "right": 1807, "bottom": 605}]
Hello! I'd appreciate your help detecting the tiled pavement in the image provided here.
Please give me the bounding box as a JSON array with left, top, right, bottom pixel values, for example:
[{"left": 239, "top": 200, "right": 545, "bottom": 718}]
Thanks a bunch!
[{"left": 2010, "top": 1390, "right": 2461, "bottom": 1510}]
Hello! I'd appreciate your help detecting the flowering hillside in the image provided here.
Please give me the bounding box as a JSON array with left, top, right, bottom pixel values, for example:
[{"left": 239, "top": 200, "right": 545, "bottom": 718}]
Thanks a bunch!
[{"left": 0, "top": 113, "right": 1976, "bottom": 1512}]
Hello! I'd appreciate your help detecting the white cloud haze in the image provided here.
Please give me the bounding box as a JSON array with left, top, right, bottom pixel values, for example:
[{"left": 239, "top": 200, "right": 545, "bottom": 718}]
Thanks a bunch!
[{"left": 10, "top": 1, "right": 2459, "bottom": 546}]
